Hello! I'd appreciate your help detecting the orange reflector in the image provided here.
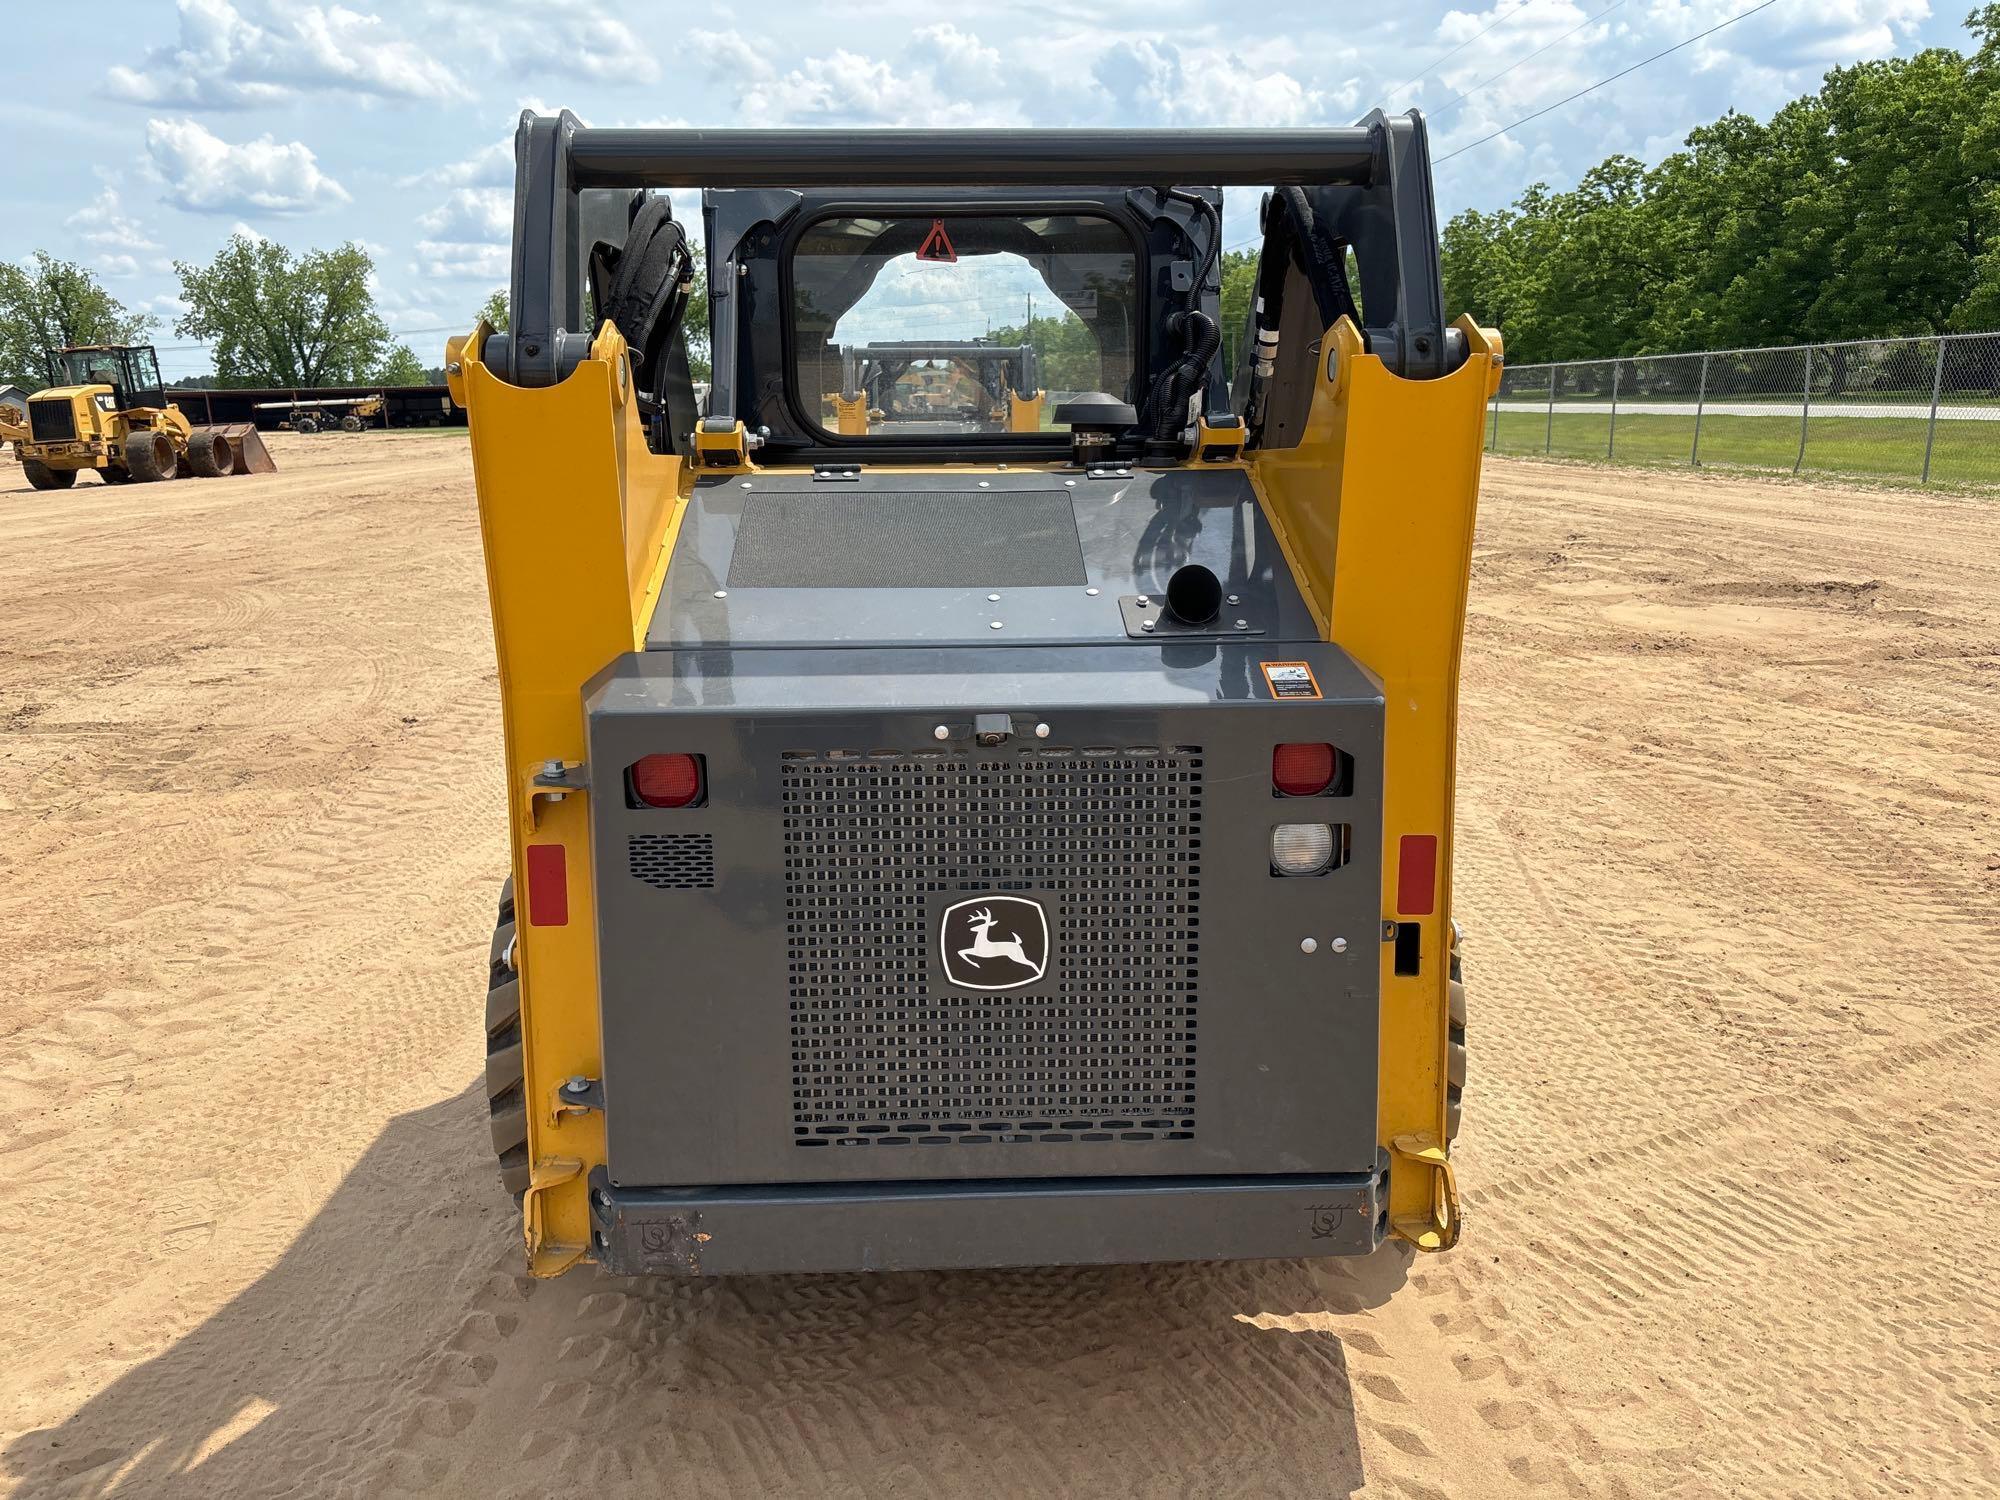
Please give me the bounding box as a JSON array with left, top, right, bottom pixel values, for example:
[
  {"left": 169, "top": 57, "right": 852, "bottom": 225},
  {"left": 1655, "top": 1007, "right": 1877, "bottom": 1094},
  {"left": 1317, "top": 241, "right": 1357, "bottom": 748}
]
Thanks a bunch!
[
  {"left": 1397, "top": 834, "right": 1437, "bottom": 916},
  {"left": 1273, "top": 742, "right": 1335, "bottom": 797},
  {"left": 526, "top": 843, "right": 568, "bottom": 926},
  {"left": 631, "top": 753, "right": 702, "bottom": 808}
]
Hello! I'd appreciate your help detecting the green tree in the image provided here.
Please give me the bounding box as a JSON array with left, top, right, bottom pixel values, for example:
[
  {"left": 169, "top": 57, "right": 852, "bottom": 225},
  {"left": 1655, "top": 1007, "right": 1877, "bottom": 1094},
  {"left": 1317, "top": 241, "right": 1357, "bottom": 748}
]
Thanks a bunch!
[
  {"left": 1218, "top": 249, "right": 1258, "bottom": 379},
  {"left": 0, "top": 252, "right": 154, "bottom": 388},
  {"left": 173, "top": 236, "right": 388, "bottom": 387},
  {"left": 373, "top": 343, "right": 429, "bottom": 385},
  {"left": 1440, "top": 9, "right": 2000, "bottom": 361},
  {"left": 478, "top": 289, "right": 507, "bottom": 332}
]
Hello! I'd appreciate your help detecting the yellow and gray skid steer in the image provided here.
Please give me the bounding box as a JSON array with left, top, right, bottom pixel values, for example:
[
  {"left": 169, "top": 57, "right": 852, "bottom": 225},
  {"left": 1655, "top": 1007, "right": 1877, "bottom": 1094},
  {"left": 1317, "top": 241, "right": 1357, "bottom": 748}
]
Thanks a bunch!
[{"left": 452, "top": 111, "right": 1500, "bottom": 1277}]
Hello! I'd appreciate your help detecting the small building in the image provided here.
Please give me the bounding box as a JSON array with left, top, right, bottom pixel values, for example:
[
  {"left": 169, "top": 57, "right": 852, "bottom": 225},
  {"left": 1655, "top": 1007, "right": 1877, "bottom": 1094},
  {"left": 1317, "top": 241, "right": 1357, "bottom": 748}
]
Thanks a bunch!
[{"left": 0, "top": 383, "right": 30, "bottom": 412}]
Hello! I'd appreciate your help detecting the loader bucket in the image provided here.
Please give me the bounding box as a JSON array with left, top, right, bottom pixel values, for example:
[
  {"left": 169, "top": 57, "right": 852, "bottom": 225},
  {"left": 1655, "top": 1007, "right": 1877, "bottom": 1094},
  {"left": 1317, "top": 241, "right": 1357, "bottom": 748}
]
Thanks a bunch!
[{"left": 199, "top": 423, "right": 277, "bottom": 475}]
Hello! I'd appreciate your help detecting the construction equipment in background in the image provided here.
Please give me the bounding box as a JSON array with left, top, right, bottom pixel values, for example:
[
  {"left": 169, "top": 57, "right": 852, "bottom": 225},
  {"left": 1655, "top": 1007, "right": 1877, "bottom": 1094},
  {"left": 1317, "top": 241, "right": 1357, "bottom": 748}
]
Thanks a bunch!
[
  {"left": 254, "top": 393, "right": 386, "bottom": 434},
  {"left": 12, "top": 345, "right": 274, "bottom": 490},
  {"left": 830, "top": 341, "right": 1044, "bottom": 434},
  {"left": 452, "top": 111, "right": 1500, "bottom": 1279}
]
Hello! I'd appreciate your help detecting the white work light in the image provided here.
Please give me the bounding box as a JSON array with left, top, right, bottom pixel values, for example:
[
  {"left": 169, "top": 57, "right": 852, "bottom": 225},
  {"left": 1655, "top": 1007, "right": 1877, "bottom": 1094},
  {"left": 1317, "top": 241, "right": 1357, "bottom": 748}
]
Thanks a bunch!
[{"left": 1270, "top": 823, "right": 1336, "bottom": 876}]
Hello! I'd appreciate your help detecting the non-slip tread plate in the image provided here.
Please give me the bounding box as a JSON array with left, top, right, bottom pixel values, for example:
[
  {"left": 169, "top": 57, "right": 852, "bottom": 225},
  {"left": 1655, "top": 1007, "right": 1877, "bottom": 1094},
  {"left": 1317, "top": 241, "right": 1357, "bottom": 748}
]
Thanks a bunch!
[{"left": 726, "top": 488, "right": 1087, "bottom": 590}]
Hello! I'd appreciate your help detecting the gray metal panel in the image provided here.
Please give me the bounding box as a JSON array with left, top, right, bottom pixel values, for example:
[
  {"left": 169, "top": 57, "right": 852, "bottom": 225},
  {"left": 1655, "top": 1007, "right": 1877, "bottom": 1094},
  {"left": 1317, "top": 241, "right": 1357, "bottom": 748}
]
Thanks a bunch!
[
  {"left": 726, "top": 487, "right": 1086, "bottom": 590},
  {"left": 587, "top": 1164, "right": 1391, "bottom": 1276},
  {"left": 651, "top": 467, "right": 1319, "bottom": 649},
  {"left": 586, "top": 641, "right": 1384, "bottom": 1190}
]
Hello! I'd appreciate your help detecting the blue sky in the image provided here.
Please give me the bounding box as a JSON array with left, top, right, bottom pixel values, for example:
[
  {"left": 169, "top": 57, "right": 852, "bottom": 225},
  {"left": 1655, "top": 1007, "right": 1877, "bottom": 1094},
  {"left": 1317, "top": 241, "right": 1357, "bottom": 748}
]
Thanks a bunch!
[{"left": 0, "top": 0, "right": 1954, "bottom": 379}]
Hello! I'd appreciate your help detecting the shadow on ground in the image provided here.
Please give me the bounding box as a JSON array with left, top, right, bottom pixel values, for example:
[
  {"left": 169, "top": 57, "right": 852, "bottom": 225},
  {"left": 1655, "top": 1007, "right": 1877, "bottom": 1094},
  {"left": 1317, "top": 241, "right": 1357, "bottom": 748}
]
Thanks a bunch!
[{"left": 6, "top": 1084, "right": 1408, "bottom": 1497}]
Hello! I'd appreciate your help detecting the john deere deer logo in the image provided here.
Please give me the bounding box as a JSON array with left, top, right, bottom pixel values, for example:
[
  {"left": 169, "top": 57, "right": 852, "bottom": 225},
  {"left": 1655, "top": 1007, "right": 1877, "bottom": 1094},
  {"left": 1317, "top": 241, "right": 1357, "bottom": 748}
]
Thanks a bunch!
[{"left": 940, "top": 896, "right": 1050, "bottom": 990}]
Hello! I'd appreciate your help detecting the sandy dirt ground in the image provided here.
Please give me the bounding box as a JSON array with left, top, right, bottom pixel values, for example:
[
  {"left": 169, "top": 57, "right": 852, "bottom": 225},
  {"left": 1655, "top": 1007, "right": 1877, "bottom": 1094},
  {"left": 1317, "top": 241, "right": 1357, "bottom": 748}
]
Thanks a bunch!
[{"left": 0, "top": 434, "right": 1994, "bottom": 1498}]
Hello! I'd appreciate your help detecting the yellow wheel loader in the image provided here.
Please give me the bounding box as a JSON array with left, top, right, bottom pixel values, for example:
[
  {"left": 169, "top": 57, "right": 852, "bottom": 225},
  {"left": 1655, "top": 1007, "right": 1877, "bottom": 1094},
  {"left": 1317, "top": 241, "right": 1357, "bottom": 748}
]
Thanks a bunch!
[
  {"left": 453, "top": 111, "right": 1500, "bottom": 1278},
  {"left": 12, "top": 344, "right": 274, "bottom": 490}
]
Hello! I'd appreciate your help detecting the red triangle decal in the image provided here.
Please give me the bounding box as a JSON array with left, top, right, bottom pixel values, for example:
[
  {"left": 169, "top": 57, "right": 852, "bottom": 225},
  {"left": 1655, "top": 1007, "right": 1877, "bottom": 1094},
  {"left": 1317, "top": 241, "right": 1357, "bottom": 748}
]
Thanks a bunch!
[{"left": 916, "top": 219, "right": 957, "bottom": 263}]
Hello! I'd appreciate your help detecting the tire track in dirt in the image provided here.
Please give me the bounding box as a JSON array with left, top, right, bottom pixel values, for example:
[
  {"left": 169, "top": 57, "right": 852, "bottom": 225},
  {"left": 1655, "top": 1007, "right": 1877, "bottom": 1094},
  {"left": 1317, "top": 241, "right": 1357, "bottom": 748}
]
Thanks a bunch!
[{"left": 1, "top": 445, "right": 1996, "bottom": 1498}]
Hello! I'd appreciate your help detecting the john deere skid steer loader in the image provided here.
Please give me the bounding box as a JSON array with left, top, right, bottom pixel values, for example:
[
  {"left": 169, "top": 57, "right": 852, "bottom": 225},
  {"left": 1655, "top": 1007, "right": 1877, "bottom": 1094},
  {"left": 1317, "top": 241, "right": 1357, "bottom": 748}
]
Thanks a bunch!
[{"left": 452, "top": 112, "right": 1499, "bottom": 1278}]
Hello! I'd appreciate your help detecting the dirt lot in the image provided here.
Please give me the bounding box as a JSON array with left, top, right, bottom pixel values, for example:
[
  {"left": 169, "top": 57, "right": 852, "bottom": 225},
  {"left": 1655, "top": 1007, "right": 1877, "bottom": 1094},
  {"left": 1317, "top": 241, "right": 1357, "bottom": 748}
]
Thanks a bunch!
[{"left": 1, "top": 434, "right": 1994, "bottom": 1498}]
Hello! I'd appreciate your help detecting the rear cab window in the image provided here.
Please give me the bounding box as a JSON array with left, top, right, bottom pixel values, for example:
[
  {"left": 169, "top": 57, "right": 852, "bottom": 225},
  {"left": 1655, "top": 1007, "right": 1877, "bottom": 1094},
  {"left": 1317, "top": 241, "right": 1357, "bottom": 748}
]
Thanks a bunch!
[{"left": 789, "top": 213, "right": 1139, "bottom": 440}]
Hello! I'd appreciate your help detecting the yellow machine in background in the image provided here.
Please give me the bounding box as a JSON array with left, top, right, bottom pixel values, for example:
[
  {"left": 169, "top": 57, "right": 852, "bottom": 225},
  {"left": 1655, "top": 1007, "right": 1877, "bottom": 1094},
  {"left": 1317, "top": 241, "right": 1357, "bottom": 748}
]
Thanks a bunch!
[
  {"left": 457, "top": 112, "right": 1498, "bottom": 1278},
  {"left": 13, "top": 344, "right": 273, "bottom": 490}
]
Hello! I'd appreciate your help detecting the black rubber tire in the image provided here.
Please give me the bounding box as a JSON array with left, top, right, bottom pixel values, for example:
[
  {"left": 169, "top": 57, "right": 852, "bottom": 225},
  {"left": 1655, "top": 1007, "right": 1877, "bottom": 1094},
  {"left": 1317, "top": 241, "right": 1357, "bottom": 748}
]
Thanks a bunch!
[
  {"left": 123, "top": 429, "right": 178, "bottom": 482},
  {"left": 294, "top": 415, "right": 319, "bottom": 435},
  {"left": 340, "top": 414, "right": 364, "bottom": 434},
  {"left": 100, "top": 464, "right": 134, "bottom": 484},
  {"left": 486, "top": 901, "right": 529, "bottom": 1197},
  {"left": 186, "top": 430, "right": 235, "bottom": 478},
  {"left": 1447, "top": 922, "right": 1467, "bottom": 1142},
  {"left": 23, "top": 459, "right": 76, "bottom": 491}
]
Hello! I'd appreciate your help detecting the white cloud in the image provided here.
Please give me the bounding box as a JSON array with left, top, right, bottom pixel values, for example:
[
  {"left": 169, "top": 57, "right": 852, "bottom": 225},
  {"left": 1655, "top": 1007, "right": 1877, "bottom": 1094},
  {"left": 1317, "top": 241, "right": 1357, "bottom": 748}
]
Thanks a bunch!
[
  {"left": 146, "top": 118, "right": 352, "bottom": 215},
  {"left": 96, "top": 254, "right": 141, "bottom": 278},
  {"left": 400, "top": 136, "right": 512, "bottom": 191},
  {"left": 460, "top": 3, "right": 662, "bottom": 84},
  {"left": 417, "top": 187, "right": 511, "bottom": 243},
  {"left": 106, "top": 0, "right": 463, "bottom": 108},
  {"left": 412, "top": 241, "right": 510, "bottom": 281},
  {"left": 66, "top": 187, "right": 163, "bottom": 252}
]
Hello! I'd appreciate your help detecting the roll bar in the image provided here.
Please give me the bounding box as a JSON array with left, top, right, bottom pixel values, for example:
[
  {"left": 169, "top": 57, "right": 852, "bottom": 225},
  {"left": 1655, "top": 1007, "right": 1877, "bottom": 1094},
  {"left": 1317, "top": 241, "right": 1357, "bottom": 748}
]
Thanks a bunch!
[
  {"left": 566, "top": 127, "right": 1382, "bottom": 189},
  {"left": 496, "top": 109, "right": 1451, "bottom": 391}
]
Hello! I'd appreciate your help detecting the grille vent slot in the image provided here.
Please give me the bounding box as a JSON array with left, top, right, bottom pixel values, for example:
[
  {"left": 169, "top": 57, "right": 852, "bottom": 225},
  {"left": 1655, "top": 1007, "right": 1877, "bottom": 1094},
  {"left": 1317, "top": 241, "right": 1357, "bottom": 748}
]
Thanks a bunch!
[
  {"left": 783, "top": 747, "right": 1202, "bottom": 1147},
  {"left": 628, "top": 832, "right": 715, "bottom": 890}
]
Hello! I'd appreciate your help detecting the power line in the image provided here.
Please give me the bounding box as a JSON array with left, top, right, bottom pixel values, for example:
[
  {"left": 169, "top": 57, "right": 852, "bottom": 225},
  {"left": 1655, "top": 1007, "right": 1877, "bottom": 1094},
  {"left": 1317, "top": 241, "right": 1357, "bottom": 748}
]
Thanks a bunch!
[
  {"left": 1385, "top": 0, "right": 1542, "bottom": 99},
  {"left": 1426, "top": 0, "right": 1636, "bottom": 122},
  {"left": 1436, "top": 0, "right": 1784, "bottom": 163}
]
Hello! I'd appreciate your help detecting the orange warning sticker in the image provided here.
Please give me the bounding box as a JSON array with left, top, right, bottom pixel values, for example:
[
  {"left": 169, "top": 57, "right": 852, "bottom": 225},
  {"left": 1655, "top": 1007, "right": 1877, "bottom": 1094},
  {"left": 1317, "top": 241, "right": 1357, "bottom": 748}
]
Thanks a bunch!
[
  {"left": 916, "top": 219, "right": 957, "bottom": 263},
  {"left": 1261, "top": 661, "right": 1322, "bottom": 699}
]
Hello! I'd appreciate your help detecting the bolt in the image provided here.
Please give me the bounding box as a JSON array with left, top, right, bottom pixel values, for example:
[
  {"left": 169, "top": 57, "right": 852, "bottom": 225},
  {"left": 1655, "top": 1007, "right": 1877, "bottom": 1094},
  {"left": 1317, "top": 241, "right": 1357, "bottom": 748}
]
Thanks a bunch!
[
  {"left": 978, "top": 480, "right": 990, "bottom": 488},
  {"left": 1236, "top": 619, "right": 1250, "bottom": 630},
  {"left": 1226, "top": 594, "right": 1241, "bottom": 606},
  {"left": 1301, "top": 937, "right": 1318, "bottom": 954},
  {"left": 565, "top": 1075, "right": 588, "bottom": 1094},
  {"left": 1064, "top": 479, "right": 1077, "bottom": 487},
  {"left": 445, "top": 361, "right": 462, "bottom": 376},
  {"left": 987, "top": 593, "right": 1001, "bottom": 602},
  {"left": 542, "top": 759, "right": 562, "bottom": 778},
  {"left": 1035, "top": 722, "right": 1051, "bottom": 739},
  {"left": 1136, "top": 594, "right": 1150, "bottom": 607},
  {"left": 1332, "top": 936, "right": 1348, "bottom": 953},
  {"left": 996, "top": 463, "right": 1008, "bottom": 471},
  {"left": 1142, "top": 620, "right": 1156, "bottom": 633},
  {"left": 739, "top": 480, "right": 753, "bottom": 489},
  {"left": 1086, "top": 587, "right": 1100, "bottom": 597},
  {"left": 933, "top": 724, "right": 950, "bottom": 741},
  {"left": 990, "top": 620, "right": 1004, "bottom": 630},
  {"left": 713, "top": 589, "right": 727, "bottom": 599}
]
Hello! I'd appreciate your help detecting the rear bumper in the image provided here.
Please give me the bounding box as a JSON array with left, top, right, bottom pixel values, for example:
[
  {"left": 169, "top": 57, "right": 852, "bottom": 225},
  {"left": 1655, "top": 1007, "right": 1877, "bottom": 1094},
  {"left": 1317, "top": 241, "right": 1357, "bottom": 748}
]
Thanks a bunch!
[{"left": 586, "top": 1162, "right": 1391, "bottom": 1276}]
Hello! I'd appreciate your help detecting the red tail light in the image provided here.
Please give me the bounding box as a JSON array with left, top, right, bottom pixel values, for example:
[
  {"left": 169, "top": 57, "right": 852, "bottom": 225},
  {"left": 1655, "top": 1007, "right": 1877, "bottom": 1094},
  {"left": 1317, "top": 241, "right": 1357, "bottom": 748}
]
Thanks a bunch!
[
  {"left": 1272, "top": 742, "right": 1335, "bottom": 797},
  {"left": 629, "top": 753, "right": 703, "bottom": 808}
]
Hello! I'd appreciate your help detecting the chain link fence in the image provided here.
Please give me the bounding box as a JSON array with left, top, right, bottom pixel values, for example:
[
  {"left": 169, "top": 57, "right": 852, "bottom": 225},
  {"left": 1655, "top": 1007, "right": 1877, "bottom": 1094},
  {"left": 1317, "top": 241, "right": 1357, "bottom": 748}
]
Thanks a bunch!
[{"left": 1487, "top": 332, "right": 2000, "bottom": 488}]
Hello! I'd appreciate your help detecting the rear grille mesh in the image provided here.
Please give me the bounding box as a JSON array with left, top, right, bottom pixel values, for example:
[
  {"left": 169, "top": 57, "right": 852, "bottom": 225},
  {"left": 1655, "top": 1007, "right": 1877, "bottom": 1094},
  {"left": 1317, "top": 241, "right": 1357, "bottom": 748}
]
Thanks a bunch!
[{"left": 782, "top": 747, "right": 1202, "bottom": 1147}]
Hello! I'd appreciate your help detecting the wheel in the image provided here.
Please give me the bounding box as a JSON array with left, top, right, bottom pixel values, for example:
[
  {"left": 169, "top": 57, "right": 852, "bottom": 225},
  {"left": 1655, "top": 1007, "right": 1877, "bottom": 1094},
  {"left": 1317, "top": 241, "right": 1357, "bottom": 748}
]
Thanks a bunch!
[
  {"left": 123, "top": 429, "right": 178, "bottom": 482},
  {"left": 100, "top": 465, "right": 134, "bottom": 484},
  {"left": 486, "top": 892, "right": 529, "bottom": 1197},
  {"left": 23, "top": 459, "right": 77, "bottom": 490},
  {"left": 340, "top": 414, "right": 364, "bottom": 434},
  {"left": 293, "top": 415, "right": 320, "bottom": 435},
  {"left": 186, "top": 430, "right": 236, "bottom": 478},
  {"left": 1446, "top": 920, "right": 1467, "bottom": 1141}
]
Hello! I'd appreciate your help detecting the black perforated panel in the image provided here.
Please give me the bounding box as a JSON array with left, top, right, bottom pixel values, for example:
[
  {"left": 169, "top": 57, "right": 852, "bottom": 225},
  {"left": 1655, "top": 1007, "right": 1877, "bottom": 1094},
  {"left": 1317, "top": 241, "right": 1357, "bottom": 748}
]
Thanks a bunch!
[
  {"left": 628, "top": 833, "right": 715, "bottom": 890},
  {"left": 782, "top": 747, "right": 1202, "bottom": 1147}
]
